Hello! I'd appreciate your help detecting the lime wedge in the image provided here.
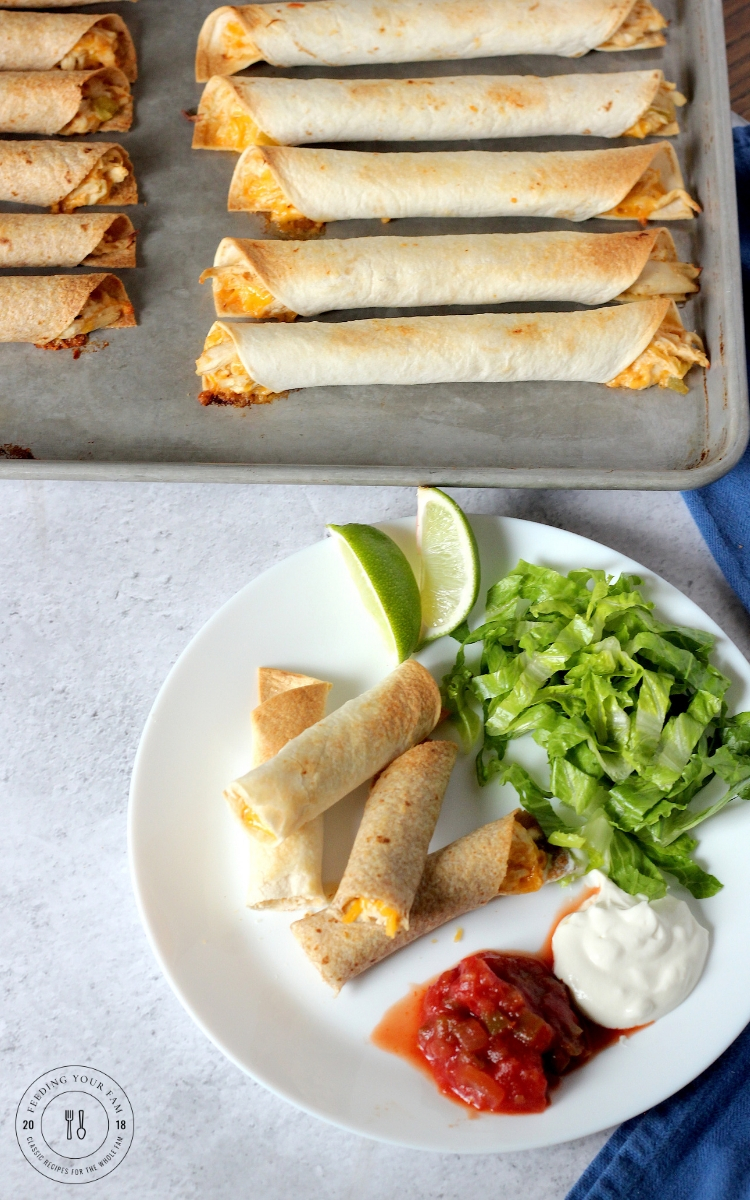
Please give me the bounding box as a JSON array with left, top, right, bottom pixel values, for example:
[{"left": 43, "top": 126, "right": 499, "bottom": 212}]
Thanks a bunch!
[
  {"left": 327, "top": 523, "right": 421, "bottom": 663},
  {"left": 416, "top": 487, "right": 480, "bottom": 643}
]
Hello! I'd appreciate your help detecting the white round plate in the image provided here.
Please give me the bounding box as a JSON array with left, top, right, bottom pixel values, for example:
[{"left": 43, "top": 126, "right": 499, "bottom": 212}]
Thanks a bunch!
[{"left": 129, "top": 516, "right": 750, "bottom": 1153}]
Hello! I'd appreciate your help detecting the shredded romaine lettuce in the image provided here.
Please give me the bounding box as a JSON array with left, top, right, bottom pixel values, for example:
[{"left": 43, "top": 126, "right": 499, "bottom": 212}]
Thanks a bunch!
[{"left": 442, "top": 560, "right": 749, "bottom": 899}]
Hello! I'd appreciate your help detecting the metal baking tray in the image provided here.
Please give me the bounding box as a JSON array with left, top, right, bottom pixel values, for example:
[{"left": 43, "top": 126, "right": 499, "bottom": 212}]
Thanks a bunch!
[{"left": 0, "top": 0, "right": 745, "bottom": 487}]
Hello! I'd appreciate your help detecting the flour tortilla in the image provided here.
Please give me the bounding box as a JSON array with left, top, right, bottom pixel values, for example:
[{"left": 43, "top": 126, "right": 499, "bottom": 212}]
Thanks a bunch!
[
  {"left": 196, "top": 0, "right": 659, "bottom": 79},
  {"left": 206, "top": 300, "right": 672, "bottom": 393},
  {"left": 0, "top": 141, "right": 137, "bottom": 208},
  {"left": 0, "top": 213, "right": 135, "bottom": 267},
  {"left": 244, "top": 668, "right": 332, "bottom": 911},
  {"left": 292, "top": 813, "right": 562, "bottom": 992},
  {"left": 332, "top": 740, "right": 457, "bottom": 934},
  {"left": 0, "top": 13, "right": 136, "bottom": 78},
  {"left": 208, "top": 229, "right": 688, "bottom": 317},
  {"left": 195, "top": 70, "right": 672, "bottom": 149},
  {"left": 225, "top": 659, "right": 442, "bottom": 843},
  {"left": 229, "top": 142, "right": 693, "bottom": 223},
  {"left": 0, "top": 273, "right": 135, "bottom": 343},
  {"left": 0, "top": 68, "right": 131, "bottom": 135}
]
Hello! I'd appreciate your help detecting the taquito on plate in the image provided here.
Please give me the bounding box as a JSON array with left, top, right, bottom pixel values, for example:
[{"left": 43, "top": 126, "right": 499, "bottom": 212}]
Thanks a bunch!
[
  {"left": 196, "top": 0, "right": 667, "bottom": 80},
  {"left": 0, "top": 68, "right": 132, "bottom": 135},
  {"left": 333, "top": 740, "right": 457, "bottom": 937},
  {"left": 0, "top": 140, "right": 137, "bottom": 211},
  {"left": 228, "top": 142, "right": 699, "bottom": 235},
  {"left": 196, "top": 300, "right": 709, "bottom": 406},
  {"left": 292, "top": 812, "right": 571, "bottom": 993},
  {"left": 0, "top": 273, "right": 135, "bottom": 345},
  {"left": 202, "top": 229, "right": 699, "bottom": 320},
  {"left": 244, "top": 668, "right": 332, "bottom": 910},
  {"left": 0, "top": 13, "right": 137, "bottom": 79},
  {"left": 194, "top": 71, "right": 684, "bottom": 152},
  {"left": 224, "top": 659, "right": 441, "bottom": 843},
  {"left": 0, "top": 213, "right": 136, "bottom": 268}
]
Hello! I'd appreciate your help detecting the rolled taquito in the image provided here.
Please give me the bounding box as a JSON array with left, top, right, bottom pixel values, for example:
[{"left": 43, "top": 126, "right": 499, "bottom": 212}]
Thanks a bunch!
[
  {"left": 0, "top": 213, "right": 136, "bottom": 268},
  {"left": 244, "top": 668, "right": 332, "bottom": 910},
  {"left": 194, "top": 71, "right": 684, "bottom": 153},
  {"left": 333, "top": 740, "right": 457, "bottom": 937},
  {"left": 196, "top": 0, "right": 667, "bottom": 80},
  {"left": 202, "top": 229, "right": 699, "bottom": 321},
  {"left": 0, "top": 68, "right": 131, "bottom": 135},
  {"left": 0, "top": 140, "right": 137, "bottom": 211},
  {"left": 0, "top": 273, "right": 135, "bottom": 345},
  {"left": 196, "top": 300, "right": 708, "bottom": 406},
  {"left": 224, "top": 659, "right": 441, "bottom": 843},
  {"left": 228, "top": 142, "right": 698, "bottom": 235},
  {"left": 0, "top": 13, "right": 136, "bottom": 79},
  {"left": 292, "top": 812, "right": 570, "bottom": 992}
]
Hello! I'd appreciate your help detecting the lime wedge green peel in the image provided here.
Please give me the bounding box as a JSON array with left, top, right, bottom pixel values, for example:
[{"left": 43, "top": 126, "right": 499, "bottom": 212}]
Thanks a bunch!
[
  {"left": 416, "top": 487, "right": 480, "bottom": 644},
  {"left": 327, "top": 523, "right": 422, "bottom": 663}
]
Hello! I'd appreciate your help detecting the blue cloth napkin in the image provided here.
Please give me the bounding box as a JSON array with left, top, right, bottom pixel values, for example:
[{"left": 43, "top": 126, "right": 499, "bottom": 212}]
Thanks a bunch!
[
  {"left": 567, "top": 127, "right": 750, "bottom": 1200},
  {"left": 683, "top": 126, "right": 750, "bottom": 613}
]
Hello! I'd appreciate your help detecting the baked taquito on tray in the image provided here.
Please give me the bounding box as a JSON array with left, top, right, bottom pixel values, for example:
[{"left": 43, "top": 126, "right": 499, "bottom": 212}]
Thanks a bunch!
[
  {"left": 292, "top": 812, "right": 570, "bottom": 992},
  {"left": 203, "top": 229, "right": 699, "bottom": 320},
  {"left": 196, "top": 0, "right": 667, "bottom": 80},
  {"left": 243, "top": 669, "right": 332, "bottom": 911},
  {"left": 0, "top": 141, "right": 137, "bottom": 211},
  {"left": 0, "top": 213, "right": 136, "bottom": 267},
  {"left": 0, "top": 273, "right": 135, "bottom": 346},
  {"left": 228, "top": 143, "right": 698, "bottom": 235},
  {"left": 0, "top": 12, "right": 136, "bottom": 78},
  {"left": 0, "top": 68, "right": 132, "bottom": 135},
  {"left": 194, "top": 71, "right": 684, "bottom": 151},
  {"left": 225, "top": 660, "right": 441, "bottom": 843},
  {"left": 197, "top": 301, "right": 708, "bottom": 405},
  {"left": 332, "top": 740, "right": 457, "bottom": 937}
]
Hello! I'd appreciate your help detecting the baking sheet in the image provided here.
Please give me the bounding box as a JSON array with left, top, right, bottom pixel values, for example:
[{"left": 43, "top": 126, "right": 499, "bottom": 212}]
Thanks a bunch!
[{"left": 0, "top": 0, "right": 745, "bottom": 487}]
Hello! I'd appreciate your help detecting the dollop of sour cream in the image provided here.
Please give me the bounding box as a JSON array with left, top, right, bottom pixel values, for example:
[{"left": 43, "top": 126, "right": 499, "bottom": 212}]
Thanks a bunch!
[{"left": 552, "top": 871, "right": 709, "bottom": 1028}]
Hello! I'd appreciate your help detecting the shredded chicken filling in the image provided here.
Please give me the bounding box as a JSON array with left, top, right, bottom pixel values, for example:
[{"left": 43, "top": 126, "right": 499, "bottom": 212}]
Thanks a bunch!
[
  {"left": 497, "top": 825, "right": 547, "bottom": 895},
  {"left": 598, "top": 0, "right": 667, "bottom": 49},
  {"left": 55, "top": 147, "right": 130, "bottom": 213},
  {"left": 623, "top": 81, "right": 686, "bottom": 139},
  {"left": 54, "top": 280, "right": 131, "bottom": 341},
  {"left": 60, "top": 78, "right": 130, "bottom": 135},
  {"left": 618, "top": 258, "right": 700, "bottom": 302},
  {"left": 196, "top": 326, "right": 279, "bottom": 405},
  {"left": 342, "top": 898, "right": 402, "bottom": 938},
  {"left": 87, "top": 221, "right": 136, "bottom": 262},
  {"left": 219, "top": 17, "right": 258, "bottom": 69},
  {"left": 239, "top": 162, "right": 324, "bottom": 235},
  {"left": 603, "top": 166, "right": 700, "bottom": 223},
  {"left": 58, "top": 26, "right": 119, "bottom": 71},
  {"left": 200, "top": 265, "right": 296, "bottom": 319},
  {"left": 607, "top": 311, "right": 709, "bottom": 391}
]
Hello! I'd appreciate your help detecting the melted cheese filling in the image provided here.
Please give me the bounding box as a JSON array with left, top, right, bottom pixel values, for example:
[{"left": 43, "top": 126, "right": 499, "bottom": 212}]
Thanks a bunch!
[
  {"left": 60, "top": 78, "right": 131, "bottom": 136},
  {"left": 87, "top": 220, "right": 136, "bottom": 264},
  {"left": 58, "top": 26, "right": 119, "bottom": 71},
  {"left": 219, "top": 17, "right": 259, "bottom": 70},
  {"left": 238, "top": 163, "right": 324, "bottom": 235},
  {"left": 200, "top": 266, "right": 296, "bottom": 319},
  {"left": 55, "top": 147, "right": 130, "bottom": 212},
  {"left": 57, "top": 280, "right": 131, "bottom": 340},
  {"left": 603, "top": 166, "right": 700, "bottom": 223},
  {"left": 197, "top": 88, "right": 277, "bottom": 150},
  {"left": 196, "top": 325, "right": 280, "bottom": 406},
  {"left": 598, "top": 0, "right": 667, "bottom": 50},
  {"left": 618, "top": 258, "right": 700, "bottom": 302},
  {"left": 622, "top": 81, "right": 686, "bottom": 139},
  {"left": 607, "top": 311, "right": 709, "bottom": 391},
  {"left": 342, "top": 897, "right": 402, "bottom": 938},
  {"left": 498, "top": 824, "right": 547, "bottom": 895}
]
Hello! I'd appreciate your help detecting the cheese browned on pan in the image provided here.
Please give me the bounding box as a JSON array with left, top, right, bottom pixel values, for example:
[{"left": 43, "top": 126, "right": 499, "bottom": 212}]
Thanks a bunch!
[
  {"left": 202, "top": 229, "right": 700, "bottom": 321},
  {"left": 0, "top": 273, "right": 135, "bottom": 345},
  {"left": 0, "top": 213, "right": 136, "bottom": 267},
  {"left": 0, "top": 68, "right": 132, "bottom": 135},
  {"left": 228, "top": 143, "right": 699, "bottom": 234},
  {"left": 224, "top": 660, "right": 442, "bottom": 843},
  {"left": 0, "top": 13, "right": 137, "bottom": 79},
  {"left": 196, "top": 0, "right": 667, "bottom": 80},
  {"left": 193, "top": 71, "right": 684, "bottom": 151},
  {"left": 196, "top": 301, "right": 708, "bottom": 407},
  {"left": 0, "top": 141, "right": 137, "bottom": 211},
  {"left": 292, "top": 813, "right": 570, "bottom": 993}
]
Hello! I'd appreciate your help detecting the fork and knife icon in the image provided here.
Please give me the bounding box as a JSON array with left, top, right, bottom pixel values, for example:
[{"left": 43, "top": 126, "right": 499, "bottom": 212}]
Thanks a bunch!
[{"left": 64, "top": 1110, "right": 86, "bottom": 1141}]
